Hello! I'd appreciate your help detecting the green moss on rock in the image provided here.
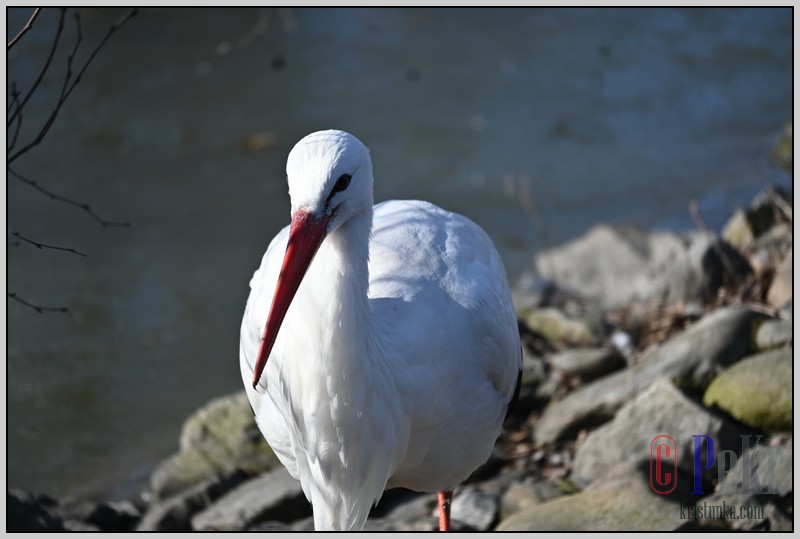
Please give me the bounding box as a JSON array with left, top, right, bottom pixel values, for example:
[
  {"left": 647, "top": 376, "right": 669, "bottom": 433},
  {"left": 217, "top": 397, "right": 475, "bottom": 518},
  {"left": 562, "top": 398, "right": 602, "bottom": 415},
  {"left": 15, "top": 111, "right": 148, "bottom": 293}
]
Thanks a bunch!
[{"left": 703, "top": 348, "right": 792, "bottom": 431}]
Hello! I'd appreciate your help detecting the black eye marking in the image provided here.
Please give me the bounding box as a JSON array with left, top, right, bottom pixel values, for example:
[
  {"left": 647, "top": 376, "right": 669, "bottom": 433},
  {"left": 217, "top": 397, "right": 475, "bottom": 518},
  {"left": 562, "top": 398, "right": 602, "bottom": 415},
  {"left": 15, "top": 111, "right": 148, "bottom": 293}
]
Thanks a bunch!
[
  {"left": 326, "top": 174, "right": 352, "bottom": 206},
  {"left": 333, "top": 174, "right": 351, "bottom": 194}
]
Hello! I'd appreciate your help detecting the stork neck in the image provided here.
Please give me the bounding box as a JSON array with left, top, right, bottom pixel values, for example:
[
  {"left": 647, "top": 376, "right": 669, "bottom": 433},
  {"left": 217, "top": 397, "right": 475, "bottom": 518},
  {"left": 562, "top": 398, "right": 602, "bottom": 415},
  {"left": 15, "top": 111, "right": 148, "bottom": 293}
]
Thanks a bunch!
[{"left": 306, "top": 207, "right": 374, "bottom": 360}]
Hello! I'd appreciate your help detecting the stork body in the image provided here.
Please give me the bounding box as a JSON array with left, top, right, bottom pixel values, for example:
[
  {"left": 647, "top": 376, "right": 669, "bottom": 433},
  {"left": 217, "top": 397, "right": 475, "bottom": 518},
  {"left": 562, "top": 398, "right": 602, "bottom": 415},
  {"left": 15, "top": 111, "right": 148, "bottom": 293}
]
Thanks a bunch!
[{"left": 240, "top": 130, "right": 521, "bottom": 530}]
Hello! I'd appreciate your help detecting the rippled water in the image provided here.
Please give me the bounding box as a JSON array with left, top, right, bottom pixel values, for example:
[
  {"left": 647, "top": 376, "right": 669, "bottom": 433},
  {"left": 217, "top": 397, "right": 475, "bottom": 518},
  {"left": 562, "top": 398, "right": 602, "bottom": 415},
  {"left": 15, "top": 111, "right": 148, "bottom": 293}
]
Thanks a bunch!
[{"left": 6, "top": 7, "right": 792, "bottom": 499}]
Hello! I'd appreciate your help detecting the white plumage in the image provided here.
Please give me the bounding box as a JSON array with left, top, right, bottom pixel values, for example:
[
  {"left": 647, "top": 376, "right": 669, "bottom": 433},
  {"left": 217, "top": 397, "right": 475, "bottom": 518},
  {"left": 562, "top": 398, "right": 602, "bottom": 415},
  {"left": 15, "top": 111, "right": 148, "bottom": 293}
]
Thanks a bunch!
[{"left": 239, "top": 130, "right": 521, "bottom": 530}]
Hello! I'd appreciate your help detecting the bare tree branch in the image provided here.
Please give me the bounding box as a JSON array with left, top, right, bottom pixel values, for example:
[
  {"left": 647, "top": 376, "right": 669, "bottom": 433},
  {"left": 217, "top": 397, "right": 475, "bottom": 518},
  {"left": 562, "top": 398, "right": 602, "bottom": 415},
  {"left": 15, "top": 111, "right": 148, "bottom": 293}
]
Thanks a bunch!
[
  {"left": 7, "top": 8, "right": 42, "bottom": 50},
  {"left": 8, "top": 167, "right": 131, "bottom": 228},
  {"left": 12, "top": 231, "right": 88, "bottom": 257},
  {"left": 8, "top": 292, "right": 70, "bottom": 314},
  {"left": 7, "top": 8, "right": 66, "bottom": 129},
  {"left": 8, "top": 8, "right": 138, "bottom": 163},
  {"left": 8, "top": 83, "right": 24, "bottom": 152}
]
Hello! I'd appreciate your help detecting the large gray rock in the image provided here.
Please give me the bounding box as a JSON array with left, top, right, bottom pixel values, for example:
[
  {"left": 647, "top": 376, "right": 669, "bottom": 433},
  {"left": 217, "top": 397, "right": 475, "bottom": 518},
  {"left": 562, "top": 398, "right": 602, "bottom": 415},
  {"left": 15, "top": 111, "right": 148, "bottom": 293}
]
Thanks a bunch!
[
  {"left": 698, "top": 436, "right": 793, "bottom": 531},
  {"left": 767, "top": 247, "right": 792, "bottom": 308},
  {"left": 755, "top": 318, "right": 792, "bottom": 351},
  {"left": 448, "top": 486, "right": 498, "bottom": 531},
  {"left": 150, "top": 391, "right": 279, "bottom": 499},
  {"left": 550, "top": 347, "right": 626, "bottom": 382},
  {"left": 136, "top": 471, "right": 247, "bottom": 531},
  {"left": 571, "top": 379, "right": 742, "bottom": 487},
  {"left": 191, "top": 466, "right": 309, "bottom": 531},
  {"left": 535, "top": 307, "right": 765, "bottom": 445},
  {"left": 496, "top": 463, "right": 686, "bottom": 531},
  {"left": 703, "top": 348, "right": 792, "bottom": 432},
  {"left": 535, "top": 225, "right": 749, "bottom": 311}
]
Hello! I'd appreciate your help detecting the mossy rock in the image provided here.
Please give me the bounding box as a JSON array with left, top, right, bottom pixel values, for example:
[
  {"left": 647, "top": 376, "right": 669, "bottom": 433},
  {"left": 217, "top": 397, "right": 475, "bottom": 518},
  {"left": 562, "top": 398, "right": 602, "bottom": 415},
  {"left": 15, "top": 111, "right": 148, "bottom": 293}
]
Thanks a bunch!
[
  {"left": 519, "top": 307, "right": 600, "bottom": 346},
  {"left": 150, "top": 391, "right": 280, "bottom": 498},
  {"left": 703, "top": 348, "right": 792, "bottom": 431}
]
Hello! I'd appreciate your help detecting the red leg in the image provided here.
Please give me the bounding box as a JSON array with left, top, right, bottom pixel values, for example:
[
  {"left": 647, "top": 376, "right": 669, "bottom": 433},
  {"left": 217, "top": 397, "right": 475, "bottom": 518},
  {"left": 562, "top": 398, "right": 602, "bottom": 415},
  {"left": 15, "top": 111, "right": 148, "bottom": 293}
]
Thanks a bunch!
[{"left": 438, "top": 489, "right": 453, "bottom": 531}]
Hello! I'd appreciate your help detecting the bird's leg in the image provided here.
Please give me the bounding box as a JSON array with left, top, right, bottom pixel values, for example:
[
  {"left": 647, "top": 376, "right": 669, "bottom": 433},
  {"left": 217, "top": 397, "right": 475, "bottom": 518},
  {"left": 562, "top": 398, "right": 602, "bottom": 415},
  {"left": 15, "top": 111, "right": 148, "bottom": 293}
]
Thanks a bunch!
[{"left": 437, "top": 489, "right": 453, "bottom": 531}]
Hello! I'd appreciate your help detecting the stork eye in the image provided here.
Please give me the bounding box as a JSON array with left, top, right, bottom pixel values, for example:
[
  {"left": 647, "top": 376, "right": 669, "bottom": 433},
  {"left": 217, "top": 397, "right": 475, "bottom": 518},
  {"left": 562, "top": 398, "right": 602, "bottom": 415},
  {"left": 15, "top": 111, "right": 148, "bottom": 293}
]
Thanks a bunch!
[{"left": 332, "top": 174, "right": 352, "bottom": 194}]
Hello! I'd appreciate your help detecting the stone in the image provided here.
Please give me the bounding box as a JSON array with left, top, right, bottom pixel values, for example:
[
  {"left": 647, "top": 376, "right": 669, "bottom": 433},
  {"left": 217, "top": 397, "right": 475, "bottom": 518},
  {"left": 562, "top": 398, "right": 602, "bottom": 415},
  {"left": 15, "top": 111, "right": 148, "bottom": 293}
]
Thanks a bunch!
[
  {"left": 703, "top": 348, "right": 792, "bottom": 431},
  {"left": 755, "top": 318, "right": 792, "bottom": 350},
  {"left": 496, "top": 463, "right": 686, "bottom": 531},
  {"left": 7, "top": 490, "right": 65, "bottom": 532},
  {"left": 85, "top": 500, "right": 141, "bottom": 531},
  {"left": 191, "top": 466, "right": 309, "bottom": 531},
  {"left": 535, "top": 307, "right": 766, "bottom": 445},
  {"left": 571, "top": 379, "right": 743, "bottom": 488},
  {"left": 448, "top": 486, "right": 498, "bottom": 531},
  {"left": 550, "top": 347, "right": 625, "bottom": 382},
  {"left": 149, "top": 391, "right": 279, "bottom": 498},
  {"left": 500, "top": 480, "right": 563, "bottom": 521},
  {"left": 534, "top": 225, "right": 749, "bottom": 312},
  {"left": 136, "top": 471, "right": 247, "bottom": 531},
  {"left": 767, "top": 248, "right": 792, "bottom": 308},
  {"left": 696, "top": 490, "right": 793, "bottom": 531},
  {"left": 722, "top": 210, "right": 755, "bottom": 250},
  {"left": 520, "top": 307, "right": 602, "bottom": 346}
]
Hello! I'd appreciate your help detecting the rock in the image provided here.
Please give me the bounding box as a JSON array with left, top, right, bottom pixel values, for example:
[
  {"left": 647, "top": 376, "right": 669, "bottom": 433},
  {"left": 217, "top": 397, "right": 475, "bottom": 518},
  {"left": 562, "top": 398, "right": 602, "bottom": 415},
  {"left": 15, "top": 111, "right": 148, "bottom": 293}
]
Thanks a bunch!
[
  {"left": 699, "top": 436, "right": 793, "bottom": 531},
  {"left": 755, "top": 318, "right": 792, "bottom": 350},
  {"left": 448, "top": 486, "right": 498, "bottom": 531},
  {"left": 767, "top": 247, "right": 792, "bottom": 308},
  {"left": 535, "top": 307, "right": 765, "bottom": 445},
  {"left": 686, "top": 232, "right": 751, "bottom": 298},
  {"left": 496, "top": 463, "right": 686, "bottom": 531},
  {"left": 520, "top": 307, "right": 602, "bottom": 346},
  {"left": 703, "top": 348, "right": 792, "bottom": 431},
  {"left": 534, "top": 225, "right": 748, "bottom": 312},
  {"left": 550, "top": 347, "right": 625, "bottom": 382},
  {"left": 723, "top": 185, "right": 793, "bottom": 250},
  {"left": 722, "top": 210, "right": 755, "bottom": 250},
  {"left": 84, "top": 500, "right": 141, "bottom": 531},
  {"left": 696, "top": 490, "right": 793, "bottom": 531},
  {"left": 7, "top": 490, "right": 65, "bottom": 531},
  {"left": 500, "top": 480, "right": 563, "bottom": 521},
  {"left": 136, "top": 471, "right": 247, "bottom": 531},
  {"left": 748, "top": 222, "right": 792, "bottom": 275},
  {"left": 571, "top": 378, "right": 743, "bottom": 487},
  {"left": 716, "top": 435, "right": 792, "bottom": 497},
  {"left": 149, "top": 391, "right": 279, "bottom": 499},
  {"left": 191, "top": 466, "right": 310, "bottom": 531}
]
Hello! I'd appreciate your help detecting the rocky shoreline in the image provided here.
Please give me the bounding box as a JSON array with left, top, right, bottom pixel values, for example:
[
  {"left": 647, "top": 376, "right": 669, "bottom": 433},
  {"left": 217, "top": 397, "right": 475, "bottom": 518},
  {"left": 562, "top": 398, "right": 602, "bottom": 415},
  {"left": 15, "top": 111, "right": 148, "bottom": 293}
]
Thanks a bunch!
[{"left": 9, "top": 154, "right": 793, "bottom": 531}]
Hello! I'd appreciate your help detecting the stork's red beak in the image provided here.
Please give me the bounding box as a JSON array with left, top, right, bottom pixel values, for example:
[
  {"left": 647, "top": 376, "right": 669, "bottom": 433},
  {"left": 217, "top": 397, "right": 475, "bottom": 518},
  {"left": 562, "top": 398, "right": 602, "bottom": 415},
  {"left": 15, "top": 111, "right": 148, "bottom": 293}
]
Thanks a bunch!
[{"left": 252, "top": 209, "right": 330, "bottom": 389}]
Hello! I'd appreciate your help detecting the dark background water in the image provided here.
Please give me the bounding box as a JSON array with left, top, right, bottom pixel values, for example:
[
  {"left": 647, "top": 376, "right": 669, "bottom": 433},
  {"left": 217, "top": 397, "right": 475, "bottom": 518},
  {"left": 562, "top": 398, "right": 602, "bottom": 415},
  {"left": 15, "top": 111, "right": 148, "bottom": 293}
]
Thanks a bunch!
[{"left": 6, "top": 7, "right": 792, "bottom": 500}]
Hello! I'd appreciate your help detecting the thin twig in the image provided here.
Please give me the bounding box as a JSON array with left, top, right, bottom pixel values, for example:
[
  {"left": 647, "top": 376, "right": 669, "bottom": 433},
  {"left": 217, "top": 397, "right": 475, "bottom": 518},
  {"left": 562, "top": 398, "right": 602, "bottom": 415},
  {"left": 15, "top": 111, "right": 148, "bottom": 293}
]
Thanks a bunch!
[
  {"left": 8, "top": 292, "right": 69, "bottom": 314},
  {"left": 12, "top": 231, "right": 87, "bottom": 257},
  {"left": 8, "top": 167, "right": 131, "bottom": 228},
  {"left": 7, "top": 8, "right": 65, "bottom": 128},
  {"left": 8, "top": 8, "right": 138, "bottom": 163},
  {"left": 7, "top": 8, "right": 42, "bottom": 50},
  {"left": 8, "top": 83, "right": 23, "bottom": 152}
]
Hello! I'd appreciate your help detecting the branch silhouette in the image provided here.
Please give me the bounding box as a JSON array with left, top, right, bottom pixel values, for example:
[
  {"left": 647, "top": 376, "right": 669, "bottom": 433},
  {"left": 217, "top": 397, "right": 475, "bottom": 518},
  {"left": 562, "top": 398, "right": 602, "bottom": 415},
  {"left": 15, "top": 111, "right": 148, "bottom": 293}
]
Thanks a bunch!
[
  {"left": 11, "top": 231, "right": 88, "bottom": 257},
  {"left": 8, "top": 167, "right": 131, "bottom": 228},
  {"left": 8, "top": 8, "right": 139, "bottom": 163},
  {"left": 7, "top": 8, "right": 42, "bottom": 50},
  {"left": 7, "top": 8, "right": 137, "bottom": 314}
]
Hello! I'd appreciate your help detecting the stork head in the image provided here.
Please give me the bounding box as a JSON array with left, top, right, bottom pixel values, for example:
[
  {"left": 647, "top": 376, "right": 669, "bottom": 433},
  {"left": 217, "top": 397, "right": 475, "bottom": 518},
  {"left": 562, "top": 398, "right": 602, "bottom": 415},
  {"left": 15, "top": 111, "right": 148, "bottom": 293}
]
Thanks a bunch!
[
  {"left": 286, "top": 129, "right": 374, "bottom": 234},
  {"left": 252, "top": 130, "right": 374, "bottom": 389}
]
